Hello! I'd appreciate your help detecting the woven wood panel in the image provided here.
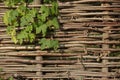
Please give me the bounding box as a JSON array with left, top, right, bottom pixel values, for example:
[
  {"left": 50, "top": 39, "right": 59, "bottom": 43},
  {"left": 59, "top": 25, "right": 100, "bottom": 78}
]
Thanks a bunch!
[{"left": 0, "top": 0, "right": 120, "bottom": 80}]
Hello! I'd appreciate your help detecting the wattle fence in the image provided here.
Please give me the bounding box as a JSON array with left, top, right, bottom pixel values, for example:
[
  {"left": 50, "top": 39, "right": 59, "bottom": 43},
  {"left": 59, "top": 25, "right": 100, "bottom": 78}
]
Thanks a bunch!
[{"left": 0, "top": 0, "right": 120, "bottom": 80}]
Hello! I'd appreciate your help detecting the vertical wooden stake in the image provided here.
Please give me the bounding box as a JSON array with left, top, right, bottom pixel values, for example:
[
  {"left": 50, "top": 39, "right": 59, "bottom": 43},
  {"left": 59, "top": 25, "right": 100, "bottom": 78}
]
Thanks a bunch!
[
  {"left": 32, "top": 0, "right": 41, "bottom": 5},
  {"left": 36, "top": 56, "right": 43, "bottom": 80},
  {"left": 33, "top": 1, "right": 42, "bottom": 80},
  {"left": 101, "top": 2, "right": 111, "bottom": 80}
]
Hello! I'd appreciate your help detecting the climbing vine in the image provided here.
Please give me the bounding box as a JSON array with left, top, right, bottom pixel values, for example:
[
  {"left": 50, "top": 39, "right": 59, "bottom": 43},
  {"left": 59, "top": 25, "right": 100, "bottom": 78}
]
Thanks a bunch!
[{"left": 3, "top": 0, "right": 59, "bottom": 50}]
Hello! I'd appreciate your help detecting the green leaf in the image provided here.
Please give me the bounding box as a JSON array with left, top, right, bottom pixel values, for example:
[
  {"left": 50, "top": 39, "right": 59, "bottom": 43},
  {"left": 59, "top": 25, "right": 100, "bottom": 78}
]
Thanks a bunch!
[
  {"left": 3, "top": 10, "right": 11, "bottom": 25},
  {"left": 7, "top": 26, "right": 13, "bottom": 34},
  {"left": 19, "top": 39, "right": 23, "bottom": 44},
  {"left": 51, "top": 1, "right": 58, "bottom": 15},
  {"left": 24, "top": 0, "right": 33, "bottom": 3},
  {"left": 36, "top": 27, "right": 41, "bottom": 34},
  {"left": 25, "top": 25, "right": 33, "bottom": 33},
  {"left": 29, "top": 33, "right": 35, "bottom": 43},
  {"left": 41, "top": 5, "right": 46, "bottom": 13},
  {"left": 11, "top": 29, "right": 17, "bottom": 44},
  {"left": 50, "top": 40, "right": 59, "bottom": 50},
  {"left": 52, "top": 17, "right": 59, "bottom": 29},
  {"left": 39, "top": 38, "right": 59, "bottom": 50},
  {"left": 0, "top": 78, "right": 3, "bottom": 80},
  {"left": 29, "top": 8, "right": 37, "bottom": 18},
  {"left": 0, "top": 68, "right": 3, "bottom": 72},
  {"left": 4, "top": 0, "right": 22, "bottom": 6},
  {"left": 9, "top": 10, "right": 19, "bottom": 25},
  {"left": 20, "top": 14, "right": 33, "bottom": 27},
  {"left": 4, "top": 0, "right": 14, "bottom": 6},
  {"left": 17, "top": 5, "right": 26, "bottom": 15},
  {"left": 39, "top": 38, "right": 48, "bottom": 50},
  {"left": 43, "top": 0, "right": 50, "bottom": 3},
  {"left": 47, "top": 20, "right": 52, "bottom": 27},
  {"left": 40, "top": 5, "right": 50, "bottom": 21},
  {"left": 39, "top": 38, "right": 50, "bottom": 50},
  {"left": 3, "top": 10, "right": 18, "bottom": 25},
  {"left": 17, "top": 31, "right": 27, "bottom": 44},
  {"left": 11, "top": 10, "right": 19, "bottom": 17},
  {"left": 13, "top": 21, "right": 19, "bottom": 27},
  {"left": 8, "top": 76, "right": 13, "bottom": 80},
  {"left": 39, "top": 38, "right": 46, "bottom": 44},
  {"left": 37, "top": 24, "right": 47, "bottom": 37},
  {"left": 26, "top": 14, "right": 34, "bottom": 22},
  {"left": 17, "top": 33, "right": 24, "bottom": 44},
  {"left": 41, "top": 24, "right": 47, "bottom": 37},
  {"left": 14, "top": 0, "right": 21, "bottom": 4},
  {"left": 20, "top": 16, "right": 27, "bottom": 26},
  {"left": 41, "top": 13, "right": 47, "bottom": 22},
  {"left": 54, "top": 1, "right": 59, "bottom": 15}
]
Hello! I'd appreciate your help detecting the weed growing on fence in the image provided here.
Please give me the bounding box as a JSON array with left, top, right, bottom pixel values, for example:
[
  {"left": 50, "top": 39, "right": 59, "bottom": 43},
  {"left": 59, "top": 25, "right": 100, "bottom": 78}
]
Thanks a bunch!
[{"left": 3, "top": 0, "right": 59, "bottom": 50}]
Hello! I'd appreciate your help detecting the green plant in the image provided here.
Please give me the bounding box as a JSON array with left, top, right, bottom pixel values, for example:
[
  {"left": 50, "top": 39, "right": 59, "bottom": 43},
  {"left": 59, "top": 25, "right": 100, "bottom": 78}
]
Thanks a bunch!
[
  {"left": 0, "top": 68, "right": 3, "bottom": 80},
  {"left": 8, "top": 77, "right": 14, "bottom": 80},
  {"left": 109, "top": 52, "right": 120, "bottom": 57},
  {"left": 3, "top": 0, "right": 59, "bottom": 50},
  {"left": 0, "top": 76, "right": 13, "bottom": 80},
  {"left": 0, "top": 68, "right": 2, "bottom": 72}
]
